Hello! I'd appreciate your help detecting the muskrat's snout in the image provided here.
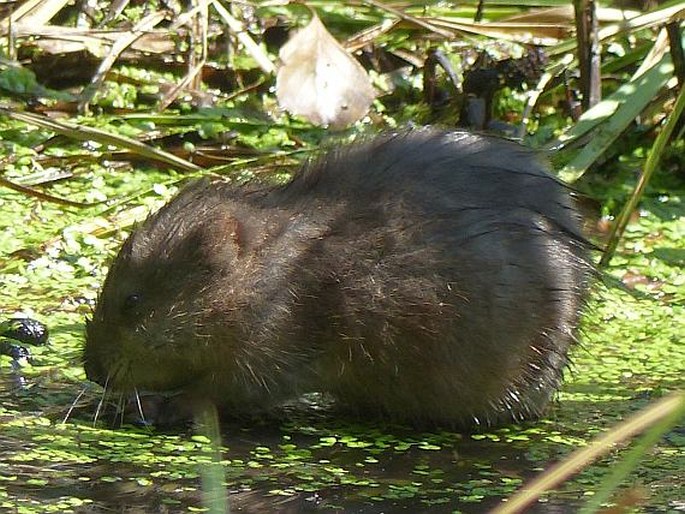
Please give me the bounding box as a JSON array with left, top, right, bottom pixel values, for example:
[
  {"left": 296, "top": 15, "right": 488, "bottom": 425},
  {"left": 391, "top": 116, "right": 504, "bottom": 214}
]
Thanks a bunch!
[
  {"left": 83, "top": 318, "right": 108, "bottom": 386},
  {"left": 83, "top": 314, "right": 128, "bottom": 389},
  {"left": 83, "top": 351, "right": 105, "bottom": 385},
  {"left": 84, "top": 358, "right": 107, "bottom": 387},
  {"left": 84, "top": 311, "right": 208, "bottom": 395}
]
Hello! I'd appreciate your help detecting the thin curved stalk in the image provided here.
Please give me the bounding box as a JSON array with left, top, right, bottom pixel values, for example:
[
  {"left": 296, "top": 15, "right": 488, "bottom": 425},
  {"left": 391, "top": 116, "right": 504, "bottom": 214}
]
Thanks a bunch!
[
  {"left": 600, "top": 83, "right": 685, "bottom": 267},
  {"left": 490, "top": 391, "right": 685, "bottom": 514}
]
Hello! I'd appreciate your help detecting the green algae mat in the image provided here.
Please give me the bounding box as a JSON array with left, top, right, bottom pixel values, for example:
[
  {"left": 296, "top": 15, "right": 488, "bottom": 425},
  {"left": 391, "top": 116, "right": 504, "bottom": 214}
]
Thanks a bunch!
[{"left": 1, "top": 152, "right": 683, "bottom": 513}]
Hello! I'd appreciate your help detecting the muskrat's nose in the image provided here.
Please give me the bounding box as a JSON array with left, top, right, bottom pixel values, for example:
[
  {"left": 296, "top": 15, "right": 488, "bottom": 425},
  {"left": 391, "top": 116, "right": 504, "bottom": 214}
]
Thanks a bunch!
[
  {"left": 83, "top": 351, "right": 107, "bottom": 386},
  {"left": 83, "top": 320, "right": 108, "bottom": 386}
]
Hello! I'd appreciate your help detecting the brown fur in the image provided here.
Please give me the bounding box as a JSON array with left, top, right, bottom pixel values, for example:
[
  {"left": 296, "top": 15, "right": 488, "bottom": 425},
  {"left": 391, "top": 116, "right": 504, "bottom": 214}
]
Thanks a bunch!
[{"left": 85, "top": 129, "right": 593, "bottom": 427}]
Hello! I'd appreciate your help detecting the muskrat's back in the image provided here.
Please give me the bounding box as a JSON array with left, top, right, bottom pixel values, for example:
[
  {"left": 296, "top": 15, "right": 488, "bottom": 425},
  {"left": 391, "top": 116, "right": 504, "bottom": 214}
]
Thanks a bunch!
[{"left": 85, "top": 129, "right": 593, "bottom": 427}]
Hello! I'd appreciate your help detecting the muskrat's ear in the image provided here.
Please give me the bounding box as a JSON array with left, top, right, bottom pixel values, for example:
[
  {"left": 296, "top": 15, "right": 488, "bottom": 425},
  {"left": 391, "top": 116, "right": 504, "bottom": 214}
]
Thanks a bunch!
[
  {"left": 194, "top": 210, "right": 245, "bottom": 264},
  {"left": 202, "top": 202, "right": 287, "bottom": 256}
]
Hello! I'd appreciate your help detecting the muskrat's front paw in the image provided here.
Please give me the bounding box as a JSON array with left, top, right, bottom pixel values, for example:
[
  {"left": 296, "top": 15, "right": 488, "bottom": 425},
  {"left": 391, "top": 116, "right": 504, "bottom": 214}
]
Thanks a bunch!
[{"left": 125, "top": 392, "right": 214, "bottom": 428}]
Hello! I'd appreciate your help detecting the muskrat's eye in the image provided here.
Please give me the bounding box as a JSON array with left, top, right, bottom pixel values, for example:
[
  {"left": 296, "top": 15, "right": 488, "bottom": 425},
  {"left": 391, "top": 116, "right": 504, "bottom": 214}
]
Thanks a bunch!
[{"left": 123, "top": 293, "right": 141, "bottom": 311}]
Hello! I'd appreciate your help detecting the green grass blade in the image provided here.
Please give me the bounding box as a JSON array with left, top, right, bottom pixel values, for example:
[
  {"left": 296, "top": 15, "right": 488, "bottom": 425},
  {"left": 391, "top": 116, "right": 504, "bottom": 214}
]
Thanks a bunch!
[
  {"left": 578, "top": 391, "right": 685, "bottom": 513},
  {"left": 490, "top": 391, "right": 685, "bottom": 514},
  {"left": 0, "top": 108, "right": 201, "bottom": 173},
  {"left": 599, "top": 81, "right": 685, "bottom": 266},
  {"left": 548, "top": 54, "right": 674, "bottom": 183}
]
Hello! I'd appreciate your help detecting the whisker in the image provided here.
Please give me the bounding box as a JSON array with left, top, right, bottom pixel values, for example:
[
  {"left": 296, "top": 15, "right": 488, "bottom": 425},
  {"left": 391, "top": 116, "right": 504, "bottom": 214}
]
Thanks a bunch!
[
  {"left": 134, "top": 387, "right": 147, "bottom": 425},
  {"left": 93, "top": 374, "right": 111, "bottom": 426},
  {"left": 117, "top": 393, "right": 127, "bottom": 428},
  {"left": 62, "top": 384, "right": 89, "bottom": 424}
]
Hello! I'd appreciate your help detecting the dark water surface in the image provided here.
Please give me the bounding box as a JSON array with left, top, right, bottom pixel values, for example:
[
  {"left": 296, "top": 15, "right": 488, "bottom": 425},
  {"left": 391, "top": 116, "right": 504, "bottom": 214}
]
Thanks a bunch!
[{"left": 0, "top": 372, "right": 594, "bottom": 514}]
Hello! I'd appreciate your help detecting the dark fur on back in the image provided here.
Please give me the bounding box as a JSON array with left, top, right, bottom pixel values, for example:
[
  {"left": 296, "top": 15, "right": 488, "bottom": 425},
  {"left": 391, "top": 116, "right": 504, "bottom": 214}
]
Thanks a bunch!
[{"left": 85, "top": 129, "right": 593, "bottom": 427}]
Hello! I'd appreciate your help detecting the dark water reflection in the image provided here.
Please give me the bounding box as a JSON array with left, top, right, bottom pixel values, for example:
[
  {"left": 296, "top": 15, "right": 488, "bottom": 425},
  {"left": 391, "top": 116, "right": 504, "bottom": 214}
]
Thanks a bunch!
[{"left": 0, "top": 370, "right": 592, "bottom": 513}]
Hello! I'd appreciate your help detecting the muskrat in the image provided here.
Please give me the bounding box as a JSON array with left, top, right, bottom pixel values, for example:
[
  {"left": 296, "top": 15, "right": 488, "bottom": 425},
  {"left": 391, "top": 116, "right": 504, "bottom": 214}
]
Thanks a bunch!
[{"left": 85, "top": 129, "right": 593, "bottom": 427}]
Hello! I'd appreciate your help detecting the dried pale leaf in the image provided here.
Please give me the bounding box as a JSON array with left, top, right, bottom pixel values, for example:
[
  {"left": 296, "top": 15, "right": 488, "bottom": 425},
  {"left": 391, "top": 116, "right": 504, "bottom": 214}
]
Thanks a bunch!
[
  {"left": 14, "top": 26, "right": 175, "bottom": 56},
  {"left": 276, "top": 14, "right": 375, "bottom": 128},
  {"left": 433, "top": 17, "right": 571, "bottom": 41},
  {"left": 212, "top": 1, "right": 275, "bottom": 74},
  {"left": 505, "top": 6, "right": 640, "bottom": 24},
  {"left": 31, "top": 38, "right": 109, "bottom": 56},
  {"left": 0, "top": 0, "right": 70, "bottom": 32},
  {"left": 598, "top": 3, "right": 685, "bottom": 41}
]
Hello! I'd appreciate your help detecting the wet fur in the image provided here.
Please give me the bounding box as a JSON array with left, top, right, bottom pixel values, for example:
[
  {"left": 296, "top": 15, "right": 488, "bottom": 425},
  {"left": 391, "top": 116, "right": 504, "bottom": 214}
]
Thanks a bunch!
[{"left": 85, "top": 129, "right": 593, "bottom": 427}]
